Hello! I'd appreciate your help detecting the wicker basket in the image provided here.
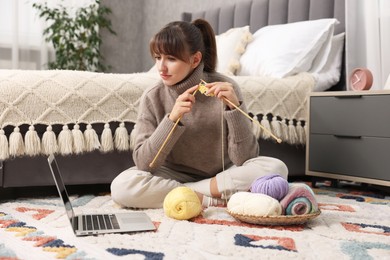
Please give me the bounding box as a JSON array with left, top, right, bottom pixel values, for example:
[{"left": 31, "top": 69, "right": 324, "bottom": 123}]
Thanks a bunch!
[{"left": 227, "top": 210, "right": 321, "bottom": 225}]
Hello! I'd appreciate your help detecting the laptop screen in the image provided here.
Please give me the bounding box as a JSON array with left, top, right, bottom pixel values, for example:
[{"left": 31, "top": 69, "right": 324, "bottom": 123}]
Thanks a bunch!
[{"left": 48, "top": 154, "right": 76, "bottom": 226}]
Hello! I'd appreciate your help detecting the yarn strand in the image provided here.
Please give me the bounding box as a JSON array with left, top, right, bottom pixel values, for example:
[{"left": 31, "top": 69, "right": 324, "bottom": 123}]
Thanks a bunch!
[{"left": 221, "top": 101, "right": 228, "bottom": 205}]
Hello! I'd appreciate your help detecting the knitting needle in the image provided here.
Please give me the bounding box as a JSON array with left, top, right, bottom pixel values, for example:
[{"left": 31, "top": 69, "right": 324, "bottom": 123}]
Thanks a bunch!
[
  {"left": 200, "top": 80, "right": 282, "bottom": 144},
  {"left": 149, "top": 88, "right": 199, "bottom": 168}
]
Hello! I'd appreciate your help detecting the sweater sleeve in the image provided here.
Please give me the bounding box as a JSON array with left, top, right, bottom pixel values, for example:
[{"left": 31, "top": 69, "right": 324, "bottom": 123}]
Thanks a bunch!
[
  {"left": 223, "top": 80, "right": 259, "bottom": 166},
  {"left": 132, "top": 92, "right": 185, "bottom": 172},
  {"left": 224, "top": 103, "right": 259, "bottom": 166}
]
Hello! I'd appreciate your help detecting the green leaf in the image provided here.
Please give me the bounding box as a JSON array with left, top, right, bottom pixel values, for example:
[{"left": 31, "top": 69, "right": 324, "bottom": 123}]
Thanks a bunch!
[{"left": 32, "top": 0, "right": 116, "bottom": 72}]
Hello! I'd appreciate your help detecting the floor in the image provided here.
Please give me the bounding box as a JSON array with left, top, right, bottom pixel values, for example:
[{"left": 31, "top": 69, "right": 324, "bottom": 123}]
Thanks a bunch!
[
  {"left": 0, "top": 184, "right": 111, "bottom": 201},
  {"left": 0, "top": 177, "right": 389, "bottom": 201}
]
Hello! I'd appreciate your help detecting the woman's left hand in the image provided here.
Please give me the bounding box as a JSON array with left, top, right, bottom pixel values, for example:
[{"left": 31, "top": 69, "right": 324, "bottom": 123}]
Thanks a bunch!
[{"left": 204, "top": 82, "right": 240, "bottom": 110}]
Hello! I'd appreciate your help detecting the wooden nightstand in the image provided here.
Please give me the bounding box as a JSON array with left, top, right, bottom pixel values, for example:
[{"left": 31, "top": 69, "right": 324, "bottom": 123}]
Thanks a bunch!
[{"left": 306, "top": 90, "right": 390, "bottom": 187}]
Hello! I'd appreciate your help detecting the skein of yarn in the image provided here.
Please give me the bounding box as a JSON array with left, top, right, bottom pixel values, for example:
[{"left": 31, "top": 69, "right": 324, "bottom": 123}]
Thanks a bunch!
[
  {"left": 163, "top": 187, "right": 202, "bottom": 220},
  {"left": 250, "top": 174, "right": 289, "bottom": 201}
]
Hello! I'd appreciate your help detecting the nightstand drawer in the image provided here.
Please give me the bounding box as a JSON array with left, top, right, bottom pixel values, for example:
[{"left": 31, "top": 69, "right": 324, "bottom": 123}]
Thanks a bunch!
[
  {"left": 310, "top": 95, "right": 390, "bottom": 137},
  {"left": 308, "top": 134, "right": 390, "bottom": 181}
]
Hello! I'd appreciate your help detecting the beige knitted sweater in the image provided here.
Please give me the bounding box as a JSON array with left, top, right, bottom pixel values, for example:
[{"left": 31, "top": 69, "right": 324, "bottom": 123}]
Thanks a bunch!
[{"left": 133, "top": 64, "right": 259, "bottom": 178}]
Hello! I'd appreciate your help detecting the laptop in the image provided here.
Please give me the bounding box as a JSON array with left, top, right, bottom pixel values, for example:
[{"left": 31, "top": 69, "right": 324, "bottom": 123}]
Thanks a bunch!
[{"left": 47, "top": 154, "right": 156, "bottom": 236}]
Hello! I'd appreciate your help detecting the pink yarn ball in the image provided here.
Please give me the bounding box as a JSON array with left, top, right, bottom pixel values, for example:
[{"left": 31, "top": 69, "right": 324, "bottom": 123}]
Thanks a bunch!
[{"left": 250, "top": 174, "right": 289, "bottom": 201}]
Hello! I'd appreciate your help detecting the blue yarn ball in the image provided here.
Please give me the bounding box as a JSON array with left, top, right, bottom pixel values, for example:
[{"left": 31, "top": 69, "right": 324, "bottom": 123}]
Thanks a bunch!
[{"left": 250, "top": 174, "right": 289, "bottom": 201}]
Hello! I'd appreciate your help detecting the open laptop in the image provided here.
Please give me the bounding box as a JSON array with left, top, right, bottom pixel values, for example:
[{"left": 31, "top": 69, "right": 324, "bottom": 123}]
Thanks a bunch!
[{"left": 47, "top": 154, "right": 156, "bottom": 236}]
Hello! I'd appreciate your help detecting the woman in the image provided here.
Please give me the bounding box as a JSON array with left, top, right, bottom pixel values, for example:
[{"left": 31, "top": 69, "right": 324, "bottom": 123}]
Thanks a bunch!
[{"left": 111, "top": 19, "right": 288, "bottom": 208}]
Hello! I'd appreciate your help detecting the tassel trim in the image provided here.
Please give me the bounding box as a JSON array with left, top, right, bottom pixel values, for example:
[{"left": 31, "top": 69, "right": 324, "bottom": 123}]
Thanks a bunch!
[
  {"left": 0, "top": 116, "right": 304, "bottom": 160},
  {"left": 101, "top": 123, "right": 114, "bottom": 153},
  {"left": 25, "top": 125, "right": 41, "bottom": 156},
  {"left": 9, "top": 126, "right": 24, "bottom": 157},
  {"left": 42, "top": 125, "right": 57, "bottom": 155},
  {"left": 114, "top": 122, "right": 130, "bottom": 151},
  {"left": 0, "top": 129, "right": 9, "bottom": 160},
  {"left": 0, "top": 122, "right": 134, "bottom": 160},
  {"left": 251, "top": 114, "right": 306, "bottom": 145}
]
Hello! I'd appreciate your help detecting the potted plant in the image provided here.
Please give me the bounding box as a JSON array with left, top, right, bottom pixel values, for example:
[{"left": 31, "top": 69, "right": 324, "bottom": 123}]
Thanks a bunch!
[{"left": 33, "top": 0, "right": 116, "bottom": 72}]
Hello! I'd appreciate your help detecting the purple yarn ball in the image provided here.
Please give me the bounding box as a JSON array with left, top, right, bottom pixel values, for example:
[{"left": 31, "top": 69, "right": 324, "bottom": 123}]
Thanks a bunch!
[{"left": 250, "top": 174, "right": 289, "bottom": 201}]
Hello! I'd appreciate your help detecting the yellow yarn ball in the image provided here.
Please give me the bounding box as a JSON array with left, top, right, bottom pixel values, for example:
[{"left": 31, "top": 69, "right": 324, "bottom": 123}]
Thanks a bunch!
[{"left": 163, "top": 187, "right": 202, "bottom": 220}]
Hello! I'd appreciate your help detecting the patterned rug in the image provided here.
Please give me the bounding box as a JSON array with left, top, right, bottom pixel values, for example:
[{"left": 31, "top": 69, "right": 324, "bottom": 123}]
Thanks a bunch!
[{"left": 0, "top": 182, "right": 389, "bottom": 260}]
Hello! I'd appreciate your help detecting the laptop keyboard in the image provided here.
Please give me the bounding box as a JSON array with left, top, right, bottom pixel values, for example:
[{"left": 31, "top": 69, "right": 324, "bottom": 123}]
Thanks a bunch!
[{"left": 78, "top": 214, "right": 120, "bottom": 231}]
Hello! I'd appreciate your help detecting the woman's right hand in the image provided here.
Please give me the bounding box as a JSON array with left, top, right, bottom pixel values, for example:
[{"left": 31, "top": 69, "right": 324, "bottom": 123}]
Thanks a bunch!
[{"left": 169, "top": 85, "right": 199, "bottom": 122}]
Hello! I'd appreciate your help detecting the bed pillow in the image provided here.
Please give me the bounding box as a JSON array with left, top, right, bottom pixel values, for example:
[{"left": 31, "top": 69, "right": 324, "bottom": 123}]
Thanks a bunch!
[
  {"left": 238, "top": 18, "right": 338, "bottom": 78},
  {"left": 216, "top": 26, "right": 252, "bottom": 75},
  {"left": 312, "top": 33, "right": 345, "bottom": 91}
]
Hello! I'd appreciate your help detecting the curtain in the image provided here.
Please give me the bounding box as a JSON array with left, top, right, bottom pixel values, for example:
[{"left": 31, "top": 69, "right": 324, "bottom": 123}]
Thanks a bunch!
[
  {"left": 380, "top": 0, "right": 390, "bottom": 88},
  {"left": 0, "top": 0, "right": 47, "bottom": 70},
  {"left": 346, "top": 0, "right": 390, "bottom": 89},
  {"left": 0, "top": 0, "right": 94, "bottom": 70}
]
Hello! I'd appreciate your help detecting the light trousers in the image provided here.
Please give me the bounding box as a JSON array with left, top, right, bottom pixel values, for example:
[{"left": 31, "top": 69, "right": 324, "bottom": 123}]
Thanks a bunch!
[{"left": 110, "top": 156, "right": 288, "bottom": 208}]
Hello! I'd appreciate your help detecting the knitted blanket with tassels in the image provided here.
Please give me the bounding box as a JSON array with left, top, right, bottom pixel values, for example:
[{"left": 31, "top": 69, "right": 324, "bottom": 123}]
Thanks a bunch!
[
  {"left": 0, "top": 70, "right": 314, "bottom": 160},
  {"left": 231, "top": 72, "right": 315, "bottom": 145},
  {"left": 0, "top": 70, "right": 159, "bottom": 160}
]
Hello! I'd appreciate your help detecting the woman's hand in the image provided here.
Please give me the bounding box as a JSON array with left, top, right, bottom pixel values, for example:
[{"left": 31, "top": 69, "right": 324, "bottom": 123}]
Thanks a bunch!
[
  {"left": 169, "top": 85, "right": 199, "bottom": 122},
  {"left": 204, "top": 82, "right": 240, "bottom": 110}
]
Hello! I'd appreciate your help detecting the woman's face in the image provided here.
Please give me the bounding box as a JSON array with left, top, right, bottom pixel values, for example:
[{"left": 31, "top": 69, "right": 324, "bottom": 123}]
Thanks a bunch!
[{"left": 154, "top": 53, "right": 198, "bottom": 86}]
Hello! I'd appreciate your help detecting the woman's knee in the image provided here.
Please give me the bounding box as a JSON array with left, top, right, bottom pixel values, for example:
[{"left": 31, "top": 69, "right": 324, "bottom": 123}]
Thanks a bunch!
[
  {"left": 111, "top": 174, "right": 131, "bottom": 207},
  {"left": 244, "top": 156, "right": 288, "bottom": 179},
  {"left": 269, "top": 157, "right": 288, "bottom": 179},
  {"left": 110, "top": 170, "right": 149, "bottom": 208}
]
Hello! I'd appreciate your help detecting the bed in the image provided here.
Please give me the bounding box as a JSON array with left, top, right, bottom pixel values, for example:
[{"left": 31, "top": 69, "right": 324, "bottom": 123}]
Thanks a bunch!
[
  {"left": 182, "top": 0, "right": 346, "bottom": 177},
  {"left": 0, "top": 0, "right": 346, "bottom": 190}
]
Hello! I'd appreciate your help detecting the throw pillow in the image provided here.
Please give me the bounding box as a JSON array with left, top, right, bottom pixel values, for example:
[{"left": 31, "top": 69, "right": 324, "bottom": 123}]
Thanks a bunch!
[{"left": 216, "top": 26, "right": 252, "bottom": 75}]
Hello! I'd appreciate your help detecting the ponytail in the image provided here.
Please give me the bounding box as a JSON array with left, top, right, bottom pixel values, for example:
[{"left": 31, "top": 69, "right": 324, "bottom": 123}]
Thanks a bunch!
[{"left": 192, "top": 19, "right": 217, "bottom": 73}]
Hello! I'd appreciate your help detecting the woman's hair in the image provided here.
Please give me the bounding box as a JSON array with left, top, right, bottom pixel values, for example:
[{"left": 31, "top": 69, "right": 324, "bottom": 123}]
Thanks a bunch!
[{"left": 149, "top": 19, "right": 217, "bottom": 72}]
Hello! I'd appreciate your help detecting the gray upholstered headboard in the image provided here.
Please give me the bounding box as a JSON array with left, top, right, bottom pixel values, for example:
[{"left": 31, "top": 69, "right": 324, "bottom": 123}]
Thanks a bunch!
[{"left": 182, "top": 0, "right": 345, "bottom": 35}]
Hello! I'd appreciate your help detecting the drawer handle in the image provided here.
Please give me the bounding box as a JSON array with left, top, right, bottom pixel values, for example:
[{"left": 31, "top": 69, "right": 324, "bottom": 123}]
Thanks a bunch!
[
  {"left": 334, "top": 135, "right": 362, "bottom": 139},
  {"left": 335, "top": 95, "right": 362, "bottom": 99}
]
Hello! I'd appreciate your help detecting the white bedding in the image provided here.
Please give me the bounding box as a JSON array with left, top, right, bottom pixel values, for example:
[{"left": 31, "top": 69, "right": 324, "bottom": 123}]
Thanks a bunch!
[{"left": 216, "top": 20, "right": 344, "bottom": 92}]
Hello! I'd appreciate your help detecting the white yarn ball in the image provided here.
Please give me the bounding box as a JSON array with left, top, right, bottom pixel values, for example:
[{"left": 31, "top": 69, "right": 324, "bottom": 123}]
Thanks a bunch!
[{"left": 227, "top": 191, "right": 282, "bottom": 217}]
